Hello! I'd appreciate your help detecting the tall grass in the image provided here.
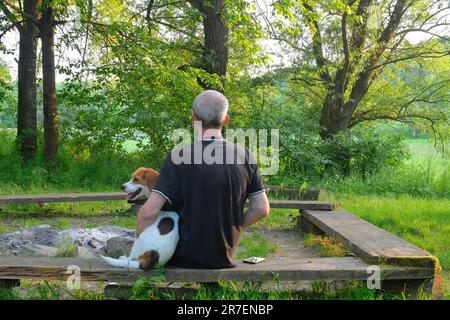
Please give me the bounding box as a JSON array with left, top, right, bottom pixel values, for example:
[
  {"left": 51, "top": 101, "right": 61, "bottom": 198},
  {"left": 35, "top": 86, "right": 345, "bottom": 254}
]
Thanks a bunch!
[
  {"left": 323, "top": 160, "right": 449, "bottom": 198},
  {"left": 323, "top": 138, "right": 449, "bottom": 198},
  {"left": 0, "top": 129, "right": 152, "bottom": 195}
]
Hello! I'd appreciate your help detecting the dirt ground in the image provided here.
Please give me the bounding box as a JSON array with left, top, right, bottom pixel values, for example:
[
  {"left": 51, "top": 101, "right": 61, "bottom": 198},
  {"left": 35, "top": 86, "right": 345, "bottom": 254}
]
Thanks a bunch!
[{"left": 243, "top": 226, "right": 321, "bottom": 259}]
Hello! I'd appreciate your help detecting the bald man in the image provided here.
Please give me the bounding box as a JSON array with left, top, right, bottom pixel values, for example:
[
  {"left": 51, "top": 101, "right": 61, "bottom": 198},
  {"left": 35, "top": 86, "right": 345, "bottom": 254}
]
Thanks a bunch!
[{"left": 136, "top": 90, "right": 270, "bottom": 268}]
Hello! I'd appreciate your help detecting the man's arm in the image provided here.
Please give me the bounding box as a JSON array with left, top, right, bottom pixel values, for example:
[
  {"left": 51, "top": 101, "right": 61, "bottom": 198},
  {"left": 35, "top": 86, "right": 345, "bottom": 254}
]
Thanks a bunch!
[
  {"left": 242, "top": 192, "right": 270, "bottom": 228},
  {"left": 136, "top": 192, "right": 167, "bottom": 237}
]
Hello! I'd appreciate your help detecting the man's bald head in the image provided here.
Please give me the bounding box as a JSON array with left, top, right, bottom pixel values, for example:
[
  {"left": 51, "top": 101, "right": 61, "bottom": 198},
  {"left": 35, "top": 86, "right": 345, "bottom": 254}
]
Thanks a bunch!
[{"left": 192, "top": 90, "right": 229, "bottom": 129}]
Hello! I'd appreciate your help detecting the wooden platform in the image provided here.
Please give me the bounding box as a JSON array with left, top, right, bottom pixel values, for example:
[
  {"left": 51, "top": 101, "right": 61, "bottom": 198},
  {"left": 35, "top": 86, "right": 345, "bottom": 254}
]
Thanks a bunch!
[
  {"left": 301, "top": 210, "right": 437, "bottom": 268},
  {"left": 0, "top": 256, "right": 434, "bottom": 283},
  {"left": 0, "top": 194, "right": 439, "bottom": 295},
  {"left": 0, "top": 193, "right": 339, "bottom": 211}
]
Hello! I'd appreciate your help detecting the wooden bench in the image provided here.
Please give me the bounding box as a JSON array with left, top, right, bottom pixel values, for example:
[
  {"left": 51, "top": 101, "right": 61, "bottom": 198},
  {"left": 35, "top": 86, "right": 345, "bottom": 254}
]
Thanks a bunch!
[
  {"left": 0, "top": 193, "right": 441, "bottom": 297},
  {"left": 0, "top": 256, "right": 434, "bottom": 283},
  {"left": 0, "top": 192, "right": 339, "bottom": 211}
]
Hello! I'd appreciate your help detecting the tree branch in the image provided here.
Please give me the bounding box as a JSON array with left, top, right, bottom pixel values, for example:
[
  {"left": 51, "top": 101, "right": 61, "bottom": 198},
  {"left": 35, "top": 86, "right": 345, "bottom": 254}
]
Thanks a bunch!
[
  {"left": 303, "top": 2, "right": 331, "bottom": 83},
  {"left": 0, "top": 0, "right": 24, "bottom": 32}
]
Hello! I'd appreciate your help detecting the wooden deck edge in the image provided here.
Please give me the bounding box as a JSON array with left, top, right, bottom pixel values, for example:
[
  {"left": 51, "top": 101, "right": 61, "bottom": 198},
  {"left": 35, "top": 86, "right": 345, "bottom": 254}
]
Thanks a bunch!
[
  {"left": 0, "top": 257, "right": 434, "bottom": 283},
  {"left": 300, "top": 210, "right": 437, "bottom": 269}
]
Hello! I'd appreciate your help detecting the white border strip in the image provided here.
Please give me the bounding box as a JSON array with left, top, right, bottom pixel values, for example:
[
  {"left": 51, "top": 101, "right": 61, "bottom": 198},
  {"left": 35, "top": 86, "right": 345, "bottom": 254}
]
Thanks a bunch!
[
  {"left": 248, "top": 189, "right": 266, "bottom": 196},
  {"left": 152, "top": 189, "right": 173, "bottom": 205}
]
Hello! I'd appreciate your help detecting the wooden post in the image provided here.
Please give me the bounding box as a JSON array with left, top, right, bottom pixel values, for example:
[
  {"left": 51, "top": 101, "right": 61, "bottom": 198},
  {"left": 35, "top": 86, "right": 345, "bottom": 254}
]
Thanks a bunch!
[{"left": 296, "top": 210, "right": 325, "bottom": 236}]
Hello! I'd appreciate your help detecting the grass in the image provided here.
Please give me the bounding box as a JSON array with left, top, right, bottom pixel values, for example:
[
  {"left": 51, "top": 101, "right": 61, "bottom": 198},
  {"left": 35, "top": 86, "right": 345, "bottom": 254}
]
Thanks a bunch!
[
  {"left": 235, "top": 231, "right": 278, "bottom": 259},
  {"left": 304, "top": 234, "right": 351, "bottom": 257},
  {"left": 323, "top": 138, "right": 449, "bottom": 198},
  {"left": 256, "top": 208, "right": 298, "bottom": 230},
  {"left": 55, "top": 235, "right": 78, "bottom": 257}
]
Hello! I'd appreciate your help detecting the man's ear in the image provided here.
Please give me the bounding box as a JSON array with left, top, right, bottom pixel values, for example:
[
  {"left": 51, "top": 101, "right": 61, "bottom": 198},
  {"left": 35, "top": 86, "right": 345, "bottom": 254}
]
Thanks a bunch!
[
  {"left": 223, "top": 114, "right": 230, "bottom": 126},
  {"left": 192, "top": 111, "right": 199, "bottom": 121}
]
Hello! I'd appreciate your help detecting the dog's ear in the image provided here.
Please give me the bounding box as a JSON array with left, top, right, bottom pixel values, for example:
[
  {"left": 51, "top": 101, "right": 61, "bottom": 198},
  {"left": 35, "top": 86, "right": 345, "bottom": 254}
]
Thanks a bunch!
[
  {"left": 138, "top": 250, "right": 160, "bottom": 270},
  {"left": 145, "top": 169, "right": 159, "bottom": 189}
]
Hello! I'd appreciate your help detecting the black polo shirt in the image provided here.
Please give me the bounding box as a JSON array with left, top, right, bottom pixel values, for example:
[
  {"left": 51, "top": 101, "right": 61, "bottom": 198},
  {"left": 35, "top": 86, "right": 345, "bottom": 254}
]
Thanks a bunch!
[{"left": 152, "top": 137, "right": 265, "bottom": 269}]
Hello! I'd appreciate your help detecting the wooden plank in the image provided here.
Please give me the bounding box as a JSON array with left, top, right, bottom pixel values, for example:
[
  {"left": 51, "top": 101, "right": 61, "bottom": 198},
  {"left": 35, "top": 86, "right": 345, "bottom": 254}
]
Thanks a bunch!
[
  {"left": 261, "top": 200, "right": 338, "bottom": 211},
  {"left": 0, "top": 256, "right": 434, "bottom": 283},
  {"left": 0, "top": 193, "right": 339, "bottom": 211},
  {"left": 301, "top": 210, "right": 436, "bottom": 268},
  {"left": 265, "top": 186, "right": 327, "bottom": 201},
  {"left": 0, "top": 192, "right": 126, "bottom": 204}
]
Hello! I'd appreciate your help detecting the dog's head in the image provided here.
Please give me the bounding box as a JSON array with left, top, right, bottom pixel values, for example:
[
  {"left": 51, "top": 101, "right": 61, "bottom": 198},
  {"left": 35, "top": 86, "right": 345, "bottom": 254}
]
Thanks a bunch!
[{"left": 121, "top": 167, "right": 159, "bottom": 201}]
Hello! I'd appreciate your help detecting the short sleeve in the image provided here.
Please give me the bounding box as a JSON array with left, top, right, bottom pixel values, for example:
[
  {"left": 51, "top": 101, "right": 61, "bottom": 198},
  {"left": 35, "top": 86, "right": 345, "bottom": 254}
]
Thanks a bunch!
[
  {"left": 153, "top": 152, "right": 180, "bottom": 205},
  {"left": 248, "top": 163, "right": 266, "bottom": 197}
]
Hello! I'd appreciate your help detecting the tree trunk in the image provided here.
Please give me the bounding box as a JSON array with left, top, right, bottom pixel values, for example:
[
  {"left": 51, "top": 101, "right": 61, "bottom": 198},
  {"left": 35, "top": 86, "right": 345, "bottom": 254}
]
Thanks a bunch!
[
  {"left": 319, "top": 91, "right": 349, "bottom": 139},
  {"left": 189, "top": 0, "right": 228, "bottom": 92},
  {"left": 17, "top": 0, "right": 40, "bottom": 161},
  {"left": 40, "top": 0, "right": 58, "bottom": 165}
]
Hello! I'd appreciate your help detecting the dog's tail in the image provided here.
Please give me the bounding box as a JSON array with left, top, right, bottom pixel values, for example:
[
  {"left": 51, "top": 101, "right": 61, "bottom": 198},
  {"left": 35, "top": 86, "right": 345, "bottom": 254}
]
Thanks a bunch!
[{"left": 101, "top": 256, "right": 140, "bottom": 269}]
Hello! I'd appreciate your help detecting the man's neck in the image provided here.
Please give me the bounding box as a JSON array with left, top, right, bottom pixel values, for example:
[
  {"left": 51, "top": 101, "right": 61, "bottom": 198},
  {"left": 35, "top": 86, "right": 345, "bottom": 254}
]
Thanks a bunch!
[{"left": 201, "top": 128, "right": 223, "bottom": 140}]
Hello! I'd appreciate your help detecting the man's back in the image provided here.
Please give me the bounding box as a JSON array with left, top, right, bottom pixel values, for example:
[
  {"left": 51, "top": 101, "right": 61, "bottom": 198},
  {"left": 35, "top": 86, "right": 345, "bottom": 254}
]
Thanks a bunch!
[{"left": 153, "top": 138, "right": 265, "bottom": 268}]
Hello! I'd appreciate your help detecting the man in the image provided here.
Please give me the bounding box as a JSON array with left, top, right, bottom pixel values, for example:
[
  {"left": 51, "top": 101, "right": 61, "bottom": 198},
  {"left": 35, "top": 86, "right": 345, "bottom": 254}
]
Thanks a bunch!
[{"left": 136, "top": 90, "right": 270, "bottom": 268}]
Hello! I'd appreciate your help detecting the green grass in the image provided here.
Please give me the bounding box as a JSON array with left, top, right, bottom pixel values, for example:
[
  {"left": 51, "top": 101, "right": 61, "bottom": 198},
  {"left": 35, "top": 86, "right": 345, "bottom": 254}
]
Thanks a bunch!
[
  {"left": 55, "top": 236, "right": 78, "bottom": 257},
  {"left": 235, "top": 231, "right": 278, "bottom": 259},
  {"left": 254, "top": 208, "right": 298, "bottom": 229}
]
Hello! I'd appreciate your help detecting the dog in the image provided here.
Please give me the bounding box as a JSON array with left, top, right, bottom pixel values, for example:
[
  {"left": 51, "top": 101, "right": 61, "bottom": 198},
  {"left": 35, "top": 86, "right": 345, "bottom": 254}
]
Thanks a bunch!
[
  {"left": 101, "top": 167, "right": 179, "bottom": 270},
  {"left": 121, "top": 167, "right": 159, "bottom": 202}
]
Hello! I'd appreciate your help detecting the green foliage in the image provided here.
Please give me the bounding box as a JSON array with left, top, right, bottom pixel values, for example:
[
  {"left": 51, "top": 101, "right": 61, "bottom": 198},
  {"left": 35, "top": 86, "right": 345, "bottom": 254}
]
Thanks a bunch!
[
  {"left": 319, "top": 127, "right": 408, "bottom": 179},
  {"left": 237, "top": 75, "right": 409, "bottom": 185},
  {"left": 130, "top": 270, "right": 168, "bottom": 300},
  {"left": 0, "top": 129, "right": 146, "bottom": 195},
  {"left": 0, "top": 60, "right": 16, "bottom": 128}
]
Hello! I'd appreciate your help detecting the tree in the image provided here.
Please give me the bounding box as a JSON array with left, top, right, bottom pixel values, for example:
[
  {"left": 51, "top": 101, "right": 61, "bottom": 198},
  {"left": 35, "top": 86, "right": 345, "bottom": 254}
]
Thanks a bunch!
[
  {"left": 272, "top": 0, "right": 449, "bottom": 138},
  {"left": 39, "top": 0, "right": 58, "bottom": 164},
  {"left": 188, "top": 0, "right": 229, "bottom": 91},
  {"left": 1, "top": 0, "right": 40, "bottom": 161}
]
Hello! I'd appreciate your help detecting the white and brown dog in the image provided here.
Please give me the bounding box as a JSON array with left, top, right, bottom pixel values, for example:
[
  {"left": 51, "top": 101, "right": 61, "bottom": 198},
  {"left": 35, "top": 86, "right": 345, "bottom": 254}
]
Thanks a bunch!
[{"left": 101, "top": 168, "right": 179, "bottom": 270}]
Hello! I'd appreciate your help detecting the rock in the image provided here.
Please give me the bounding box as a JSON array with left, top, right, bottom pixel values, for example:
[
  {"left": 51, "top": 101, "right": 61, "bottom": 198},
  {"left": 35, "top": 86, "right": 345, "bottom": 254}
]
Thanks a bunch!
[
  {"left": 18, "top": 243, "right": 58, "bottom": 257},
  {"left": 105, "top": 237, "right": 134, "bottom": 258},
  {"left": 0, "top": 225, "right": 134, "bottom": 258},
  {"left": 23, "top": 225, "right": 60, "bottom": 246},
  {"left": 77, "top": 246, "right": 99, "bottom": 258}
]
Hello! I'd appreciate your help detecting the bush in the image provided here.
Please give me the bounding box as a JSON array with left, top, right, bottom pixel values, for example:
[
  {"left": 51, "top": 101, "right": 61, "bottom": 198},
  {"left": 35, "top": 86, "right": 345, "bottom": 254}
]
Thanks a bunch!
[
  {"left": 319, "top": 127, "right": 409, "bottom": 179},
  {"left": 240, "top": 94, "right": 408, "bottom": 185}
]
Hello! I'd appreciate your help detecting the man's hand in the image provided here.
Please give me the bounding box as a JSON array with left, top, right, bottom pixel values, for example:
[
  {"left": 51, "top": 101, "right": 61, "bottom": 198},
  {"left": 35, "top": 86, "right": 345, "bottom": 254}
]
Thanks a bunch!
[
  {"left": 242, "top": 192, "right": 270, "bottom": 228},
  {"left": 136, "top": 192, "right": 167, "bottom": 237}
]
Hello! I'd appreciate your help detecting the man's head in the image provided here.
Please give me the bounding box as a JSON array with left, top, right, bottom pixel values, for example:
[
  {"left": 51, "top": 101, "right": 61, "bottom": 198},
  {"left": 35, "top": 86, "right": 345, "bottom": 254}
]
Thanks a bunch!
[{"left": 192, "top": 90, "right": 230, "bottom": 130}]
